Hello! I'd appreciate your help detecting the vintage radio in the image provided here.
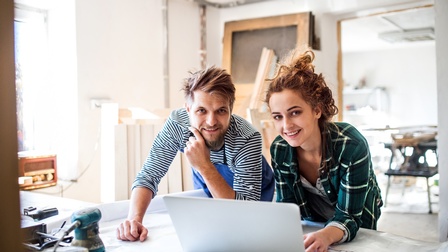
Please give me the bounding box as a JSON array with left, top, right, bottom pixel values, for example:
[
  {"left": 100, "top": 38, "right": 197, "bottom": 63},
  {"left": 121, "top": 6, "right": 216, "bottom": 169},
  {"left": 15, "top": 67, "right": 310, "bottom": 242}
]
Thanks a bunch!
[{"left": 18, "top": 151, "right": 57, "bottom": 190}]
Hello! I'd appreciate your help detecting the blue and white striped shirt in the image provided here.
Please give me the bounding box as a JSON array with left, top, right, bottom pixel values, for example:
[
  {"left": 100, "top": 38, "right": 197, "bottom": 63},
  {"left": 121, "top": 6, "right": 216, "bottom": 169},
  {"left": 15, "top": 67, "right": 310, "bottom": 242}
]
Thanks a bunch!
[{"left": 132, "top": 108, "right": 265, "bottom": 201}]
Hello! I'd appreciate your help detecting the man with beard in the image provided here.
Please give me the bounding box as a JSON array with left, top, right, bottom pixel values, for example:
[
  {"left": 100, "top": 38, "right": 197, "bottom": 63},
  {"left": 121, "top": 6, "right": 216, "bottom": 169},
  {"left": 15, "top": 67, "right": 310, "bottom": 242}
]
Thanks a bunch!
[{"left": 116, "top": 66, "right": 275, "bottom": 242}]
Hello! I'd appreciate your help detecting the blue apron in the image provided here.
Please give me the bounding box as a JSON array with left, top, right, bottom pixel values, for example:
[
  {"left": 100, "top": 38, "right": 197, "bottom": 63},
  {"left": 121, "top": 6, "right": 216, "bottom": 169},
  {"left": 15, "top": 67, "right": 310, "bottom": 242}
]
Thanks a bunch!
[{"left": 192, "top": 155, "right": 275, "bottom": 201}]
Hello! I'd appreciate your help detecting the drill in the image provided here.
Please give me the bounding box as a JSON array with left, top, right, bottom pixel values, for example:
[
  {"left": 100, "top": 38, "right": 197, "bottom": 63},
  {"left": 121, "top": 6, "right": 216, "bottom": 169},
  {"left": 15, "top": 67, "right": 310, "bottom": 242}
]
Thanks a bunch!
[{"left": 69, "top": 207, "right": 105, "bottom": 252}]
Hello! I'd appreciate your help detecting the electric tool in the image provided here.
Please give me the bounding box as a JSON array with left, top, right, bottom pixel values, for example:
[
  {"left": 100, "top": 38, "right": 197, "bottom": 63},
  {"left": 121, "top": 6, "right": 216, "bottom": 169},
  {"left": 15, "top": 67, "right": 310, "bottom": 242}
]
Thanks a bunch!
[{"left": 68, "top": 207, "right": 105, "bottom": 252}]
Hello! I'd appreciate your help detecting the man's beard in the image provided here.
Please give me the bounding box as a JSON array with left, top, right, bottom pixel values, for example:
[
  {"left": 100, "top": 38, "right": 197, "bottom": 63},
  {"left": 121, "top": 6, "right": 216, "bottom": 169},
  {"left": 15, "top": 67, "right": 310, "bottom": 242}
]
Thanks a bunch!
[{"left": 204, "top": 132, "right": 225, "bottom": 151}]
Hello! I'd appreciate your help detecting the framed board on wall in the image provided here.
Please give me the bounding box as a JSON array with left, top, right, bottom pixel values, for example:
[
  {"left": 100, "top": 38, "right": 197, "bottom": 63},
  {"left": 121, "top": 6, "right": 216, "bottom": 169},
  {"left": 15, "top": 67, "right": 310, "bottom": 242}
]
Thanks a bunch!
[{"left": 222, "top": 12, "right": 314, "bottom": 117}]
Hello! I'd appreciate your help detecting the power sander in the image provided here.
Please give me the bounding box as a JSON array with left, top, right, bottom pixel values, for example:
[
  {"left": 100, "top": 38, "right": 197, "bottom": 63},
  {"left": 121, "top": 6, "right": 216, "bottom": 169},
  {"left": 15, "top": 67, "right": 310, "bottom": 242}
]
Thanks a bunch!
[{"left": 65, "top": 207, "right": 105, "bottom": 252}]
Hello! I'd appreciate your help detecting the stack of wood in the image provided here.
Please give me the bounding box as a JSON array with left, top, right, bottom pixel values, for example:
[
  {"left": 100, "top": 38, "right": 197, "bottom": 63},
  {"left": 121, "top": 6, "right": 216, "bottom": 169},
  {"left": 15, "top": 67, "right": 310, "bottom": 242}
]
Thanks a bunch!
[
  {"left": 244, "top": 47, "right": 278, "bottom": 161},
  {"left": 234, "top": 47, "right": 277, "bottom": 118},
  {"left": 249, "top": 47, "right": 277, "bottom": 111},
  {"left": 391, "top": 131, "right": 437, "bottom": 147}
]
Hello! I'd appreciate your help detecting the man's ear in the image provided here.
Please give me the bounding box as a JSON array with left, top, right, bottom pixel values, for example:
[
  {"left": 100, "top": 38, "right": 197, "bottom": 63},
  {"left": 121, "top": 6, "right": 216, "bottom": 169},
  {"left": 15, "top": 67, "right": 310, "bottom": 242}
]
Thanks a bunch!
[{"left": 185, "top": 102, "right": 190, "bottom": 112}]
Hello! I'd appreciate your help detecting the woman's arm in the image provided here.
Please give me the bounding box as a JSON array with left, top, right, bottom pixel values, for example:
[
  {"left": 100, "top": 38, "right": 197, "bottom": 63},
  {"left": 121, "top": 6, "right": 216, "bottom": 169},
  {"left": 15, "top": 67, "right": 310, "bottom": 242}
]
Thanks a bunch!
[{"left": 331, "top": 141, "right": 372, "bottom": 241}]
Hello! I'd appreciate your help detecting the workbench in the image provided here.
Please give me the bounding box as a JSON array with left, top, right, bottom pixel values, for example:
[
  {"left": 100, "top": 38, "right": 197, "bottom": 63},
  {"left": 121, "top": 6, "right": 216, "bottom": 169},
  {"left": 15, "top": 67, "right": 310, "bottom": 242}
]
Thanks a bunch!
[
  {"left": 20, "top": 190, "right": 448, "bottom": 252},
  {"left": 383, "top": 131, "right": 438, "bottom": 213}
]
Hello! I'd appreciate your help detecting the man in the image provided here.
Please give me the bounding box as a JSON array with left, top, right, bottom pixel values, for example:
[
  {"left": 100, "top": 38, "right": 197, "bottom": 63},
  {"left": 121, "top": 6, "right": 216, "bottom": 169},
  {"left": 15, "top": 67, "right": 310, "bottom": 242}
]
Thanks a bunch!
[{"left": 116, "top": 66, "right": 275, "bottom": 242}]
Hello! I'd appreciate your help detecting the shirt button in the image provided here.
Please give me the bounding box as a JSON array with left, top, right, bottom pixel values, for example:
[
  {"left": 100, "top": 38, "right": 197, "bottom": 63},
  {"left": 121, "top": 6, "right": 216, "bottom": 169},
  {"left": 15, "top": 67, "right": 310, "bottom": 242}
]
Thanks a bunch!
[{"left": 327, "top": 190, "right": 331, "bottom": 194}]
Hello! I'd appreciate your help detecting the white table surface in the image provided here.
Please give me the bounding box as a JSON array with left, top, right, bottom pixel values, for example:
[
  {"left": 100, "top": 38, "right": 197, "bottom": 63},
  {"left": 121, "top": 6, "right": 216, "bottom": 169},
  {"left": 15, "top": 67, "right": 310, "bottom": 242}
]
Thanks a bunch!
[{"left": 21, "top": 190, "right": 448, "bottom": 252}]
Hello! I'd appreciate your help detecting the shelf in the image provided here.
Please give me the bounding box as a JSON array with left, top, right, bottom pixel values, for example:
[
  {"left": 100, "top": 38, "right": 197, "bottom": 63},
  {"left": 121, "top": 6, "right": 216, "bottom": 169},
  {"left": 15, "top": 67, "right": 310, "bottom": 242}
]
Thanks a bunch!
[{"left": 343, "top": 87, "right": 378, "bottom": 95}]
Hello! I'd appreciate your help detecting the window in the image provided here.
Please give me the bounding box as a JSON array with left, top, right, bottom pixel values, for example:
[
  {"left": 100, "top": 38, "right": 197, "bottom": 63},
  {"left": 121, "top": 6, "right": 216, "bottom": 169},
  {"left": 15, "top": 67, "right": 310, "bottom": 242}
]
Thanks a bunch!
[
  {"left": 15, "top": 5, "right": 49, "bottom": 152},
  {"left": 14, "top": 2, "right": 79, "bottom": 180}
]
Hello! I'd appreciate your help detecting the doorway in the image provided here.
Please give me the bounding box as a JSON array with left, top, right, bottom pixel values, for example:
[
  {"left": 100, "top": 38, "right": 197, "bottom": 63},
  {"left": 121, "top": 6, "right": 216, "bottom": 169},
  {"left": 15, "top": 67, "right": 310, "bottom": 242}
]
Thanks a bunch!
[{"left": 337, "top": 4, "right": 439, "bottom": 241}]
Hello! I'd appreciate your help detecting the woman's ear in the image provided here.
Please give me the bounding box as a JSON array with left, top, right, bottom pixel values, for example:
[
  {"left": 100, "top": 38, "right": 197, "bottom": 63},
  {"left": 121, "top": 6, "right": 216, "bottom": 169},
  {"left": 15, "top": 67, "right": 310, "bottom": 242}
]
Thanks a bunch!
[{"left": 314, "top": 106, "right": 322, "bottom": 119}]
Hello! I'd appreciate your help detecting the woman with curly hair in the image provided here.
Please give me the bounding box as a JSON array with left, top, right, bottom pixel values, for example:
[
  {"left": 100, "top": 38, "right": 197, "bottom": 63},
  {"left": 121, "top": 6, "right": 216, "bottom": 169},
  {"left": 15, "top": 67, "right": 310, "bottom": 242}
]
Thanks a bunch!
[{"left": 265, "top": 49, "right": 383, "bottom": 252}]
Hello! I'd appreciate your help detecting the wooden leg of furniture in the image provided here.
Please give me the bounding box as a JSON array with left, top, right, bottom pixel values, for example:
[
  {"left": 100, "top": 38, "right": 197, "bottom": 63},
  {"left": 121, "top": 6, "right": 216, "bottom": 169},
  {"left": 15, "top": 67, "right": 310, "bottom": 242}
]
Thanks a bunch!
[
  {"left": 385, "top": 175, "right": 391, "bottom": 207},
  {"left": 426, "top": 177, "right": 432, "bottom": 214},
  {"left": 401, "top": 177, "right": 407, "bottom": 196}
]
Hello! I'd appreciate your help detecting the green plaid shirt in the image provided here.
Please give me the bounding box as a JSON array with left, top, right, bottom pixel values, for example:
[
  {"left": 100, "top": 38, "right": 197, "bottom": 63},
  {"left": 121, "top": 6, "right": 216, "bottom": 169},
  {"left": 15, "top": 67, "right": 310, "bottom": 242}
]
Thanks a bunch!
[{"left": 270, "top": 122, "right": 383, "bottom": 242}]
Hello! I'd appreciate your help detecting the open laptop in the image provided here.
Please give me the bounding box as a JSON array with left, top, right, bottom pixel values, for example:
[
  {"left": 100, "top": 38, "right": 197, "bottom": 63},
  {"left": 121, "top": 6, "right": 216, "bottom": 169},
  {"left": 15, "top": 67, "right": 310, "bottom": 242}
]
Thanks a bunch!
[{"left": 163, "top": 195, "right": 305, "bottom": 252}]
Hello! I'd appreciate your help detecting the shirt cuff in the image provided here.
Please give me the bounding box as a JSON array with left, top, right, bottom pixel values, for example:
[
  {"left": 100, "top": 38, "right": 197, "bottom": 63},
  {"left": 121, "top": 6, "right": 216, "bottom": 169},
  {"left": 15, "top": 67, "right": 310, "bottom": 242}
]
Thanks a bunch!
[{"left": 326, "top": 221, "right": 349, "bottom": 244}]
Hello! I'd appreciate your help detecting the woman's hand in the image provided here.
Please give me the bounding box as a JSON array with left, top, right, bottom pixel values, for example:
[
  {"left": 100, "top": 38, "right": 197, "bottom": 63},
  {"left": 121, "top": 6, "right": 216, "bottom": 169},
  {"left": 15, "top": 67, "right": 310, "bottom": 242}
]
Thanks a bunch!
[{"left": 303, "top": 226, "right": 344, "bottom": 252}]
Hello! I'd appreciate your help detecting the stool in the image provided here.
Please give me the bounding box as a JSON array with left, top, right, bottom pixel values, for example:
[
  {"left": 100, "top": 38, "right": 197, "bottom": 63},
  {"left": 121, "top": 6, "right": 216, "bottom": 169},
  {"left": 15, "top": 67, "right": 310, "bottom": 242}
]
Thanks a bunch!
[{"left": 383, "top": 141, "right": 438, "bottom": 213}]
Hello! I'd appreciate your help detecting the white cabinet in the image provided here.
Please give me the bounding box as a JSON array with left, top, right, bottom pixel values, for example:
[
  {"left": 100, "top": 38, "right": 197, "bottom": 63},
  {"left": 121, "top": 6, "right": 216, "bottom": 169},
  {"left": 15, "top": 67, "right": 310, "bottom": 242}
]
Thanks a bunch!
[
  {"left": 342, "top": 87, "right": 389, "bottom": 127},
  {"left": 342, "top": 87, "right": 393, "bottom": 172}
]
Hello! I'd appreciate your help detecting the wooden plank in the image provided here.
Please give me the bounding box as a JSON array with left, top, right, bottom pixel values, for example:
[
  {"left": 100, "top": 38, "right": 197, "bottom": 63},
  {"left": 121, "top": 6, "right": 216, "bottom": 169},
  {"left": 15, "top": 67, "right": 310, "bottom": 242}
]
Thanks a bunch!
[
  {"left": 125, "top": 125, "right": 136, "bottom": 198},
  {"left": 223, "top": 12, "right": 311, "bottom": 74},
  {"left": 114, "top": 124, "right": 129, "bottom": 201},
  {"left": 114, "top": 107, "right": 189, "bottom": 196},
  {"left": 337, "top": 20, "right": 343, "bottom": 122},
  {"left": 249, "top": 47, "right": 277, "bottom": 110},
  {"left": 392, "top": 132, "right": 437, "bottom": 146},
  {"left": 168, "top": 153, "right": 183, "bottom": 193},
  {"left": 181, "top": 154, "right": 194, "bottom": 191},
  {"left": 101, "top": 103, "right": 119, "bottom": 203},
  {"left": 139, "top": 124, "right": 154, "bottom": 166},
  {"left": 234, "top": 83, "right": 254, "bottom": 118},
  {"left": 247, "top": 108, "right": 277, "bottom": 162}
]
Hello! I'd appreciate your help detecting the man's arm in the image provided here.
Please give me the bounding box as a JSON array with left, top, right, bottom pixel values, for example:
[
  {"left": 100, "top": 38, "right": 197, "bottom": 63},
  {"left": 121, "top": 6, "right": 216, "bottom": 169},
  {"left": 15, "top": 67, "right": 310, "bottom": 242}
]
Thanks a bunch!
[
  {"left": 116, "top": 187, "right": 153, "bottom": 241},
  {"left": 117, "top": 111, "right": 185, "bottom": 241},
  {"left": 232, "top": 133, "right": 263, "bottom": 201},
  {"left": 128, "top": 187, "right": 153, "bottom": 223},
  {"left": 196, "top": 162, "right": 236, "bottom": 199}
]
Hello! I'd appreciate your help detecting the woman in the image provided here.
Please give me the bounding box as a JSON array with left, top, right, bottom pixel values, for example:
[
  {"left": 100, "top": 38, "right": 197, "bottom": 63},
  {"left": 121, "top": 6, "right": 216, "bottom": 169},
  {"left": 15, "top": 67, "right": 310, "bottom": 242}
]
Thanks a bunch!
[{"left": 265, "top": 49, "right": 383, "bottom": 252}]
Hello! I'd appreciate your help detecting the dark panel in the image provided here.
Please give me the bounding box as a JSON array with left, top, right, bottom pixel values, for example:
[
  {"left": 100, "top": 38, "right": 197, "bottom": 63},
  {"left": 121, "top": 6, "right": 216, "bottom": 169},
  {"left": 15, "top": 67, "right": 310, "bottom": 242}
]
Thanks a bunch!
[{"left": 231, "top": 25, "right": 297, "bottom": 84}]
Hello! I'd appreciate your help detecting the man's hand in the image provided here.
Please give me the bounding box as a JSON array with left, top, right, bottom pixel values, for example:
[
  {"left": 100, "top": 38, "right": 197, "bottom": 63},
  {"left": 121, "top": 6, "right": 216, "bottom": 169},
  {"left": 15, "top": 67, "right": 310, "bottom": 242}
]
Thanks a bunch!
[
  {"left": 185, "top": 126, "right": 235, "bottom": 199},
  {"left": 116, "top": 219, "right": 148, "bottom": 242},
  {"left": 184, "top": 127, "right": 212, "bottom": 173},
  {"left": 116, "top": 187, "right": 153, "bottom": 242}
]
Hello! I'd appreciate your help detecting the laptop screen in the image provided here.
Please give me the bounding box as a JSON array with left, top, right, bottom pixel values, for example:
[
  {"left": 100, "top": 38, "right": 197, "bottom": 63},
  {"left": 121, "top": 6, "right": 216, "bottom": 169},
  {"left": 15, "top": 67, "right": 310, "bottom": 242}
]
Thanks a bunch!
[{"left": 163, "top": 195, "right": 305, "bottom": 252}]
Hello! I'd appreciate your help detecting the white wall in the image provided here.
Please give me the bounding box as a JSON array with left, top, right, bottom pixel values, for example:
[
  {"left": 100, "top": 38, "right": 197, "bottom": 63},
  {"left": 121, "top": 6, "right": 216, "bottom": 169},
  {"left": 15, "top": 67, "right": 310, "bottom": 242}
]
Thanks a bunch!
[
  {"left": 343, "top": 43, "right": 437, "bottom": 127},
  {"left": 47, "top": 0, "right": 79, "bottom": 180},
  {"left": 61, "top": 0, "right": 202, "bottom": 202},
  {"left": 435, "top": 0, "right": 448, "bottom": 242},
  {"left": 167, "top": 0, "right": 201, "bottom": 109}
]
